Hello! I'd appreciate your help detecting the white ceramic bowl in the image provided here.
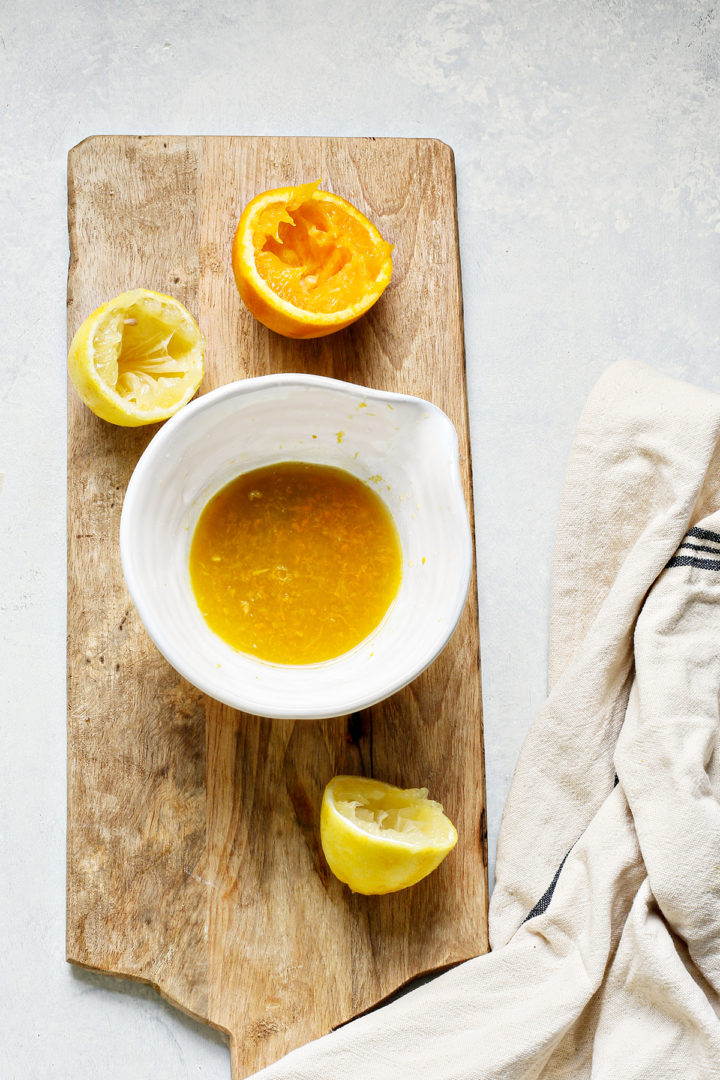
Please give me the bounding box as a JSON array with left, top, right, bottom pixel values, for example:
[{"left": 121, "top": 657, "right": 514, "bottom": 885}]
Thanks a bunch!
[{"left": 120, "top": 374, "right": 472, "bottom": 720}]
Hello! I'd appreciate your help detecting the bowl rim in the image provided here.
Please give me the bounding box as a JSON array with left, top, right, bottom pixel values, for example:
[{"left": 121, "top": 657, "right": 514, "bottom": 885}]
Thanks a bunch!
[{"left": 120, "top": 373, "right": 474, "bottom": 719}]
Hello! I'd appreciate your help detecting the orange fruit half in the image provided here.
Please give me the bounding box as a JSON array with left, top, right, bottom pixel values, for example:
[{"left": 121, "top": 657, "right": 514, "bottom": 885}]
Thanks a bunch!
[{"left": 231, "top": 181, "right": 393, "bottom": 339}]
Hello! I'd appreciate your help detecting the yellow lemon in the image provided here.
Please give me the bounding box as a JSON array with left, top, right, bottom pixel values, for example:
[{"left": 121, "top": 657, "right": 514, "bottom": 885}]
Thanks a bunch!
[
  {"left": 320, "top": 775, "right": 457, "bottom": 895},
  {"left": 68, "top": 288, "right": 205, "bottom": 426}
]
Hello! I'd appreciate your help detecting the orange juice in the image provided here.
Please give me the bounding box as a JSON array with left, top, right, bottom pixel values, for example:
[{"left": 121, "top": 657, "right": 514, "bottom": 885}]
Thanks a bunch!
[{"left": 189, "top": 462, "right": 402, "bottom": 664}]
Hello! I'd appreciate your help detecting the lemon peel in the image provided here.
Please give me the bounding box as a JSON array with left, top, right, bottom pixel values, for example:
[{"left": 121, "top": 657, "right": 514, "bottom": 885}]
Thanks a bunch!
[{"left": 320, "top": 775, "right": 457, "bottom": 895}]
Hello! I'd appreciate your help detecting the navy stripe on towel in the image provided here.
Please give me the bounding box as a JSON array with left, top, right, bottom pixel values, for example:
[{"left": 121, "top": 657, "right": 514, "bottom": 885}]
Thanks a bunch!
[
  {"left": 523, "top": 852, "right": 570, "bottom": 922},
  {"left": 667, "top": 527, "right": 720, "bottom": 572},
  {"left": 666, "top": 555, "right": 720, "bottom": 571},
  {"left": 678, "top": 543, "right": 720, "bottom": 557},
  {"left": 523, "top": 777, "right": 619, "bottom": 924},
  {"left": 687, "top": 525, "right": 720, "bottom": 545}
]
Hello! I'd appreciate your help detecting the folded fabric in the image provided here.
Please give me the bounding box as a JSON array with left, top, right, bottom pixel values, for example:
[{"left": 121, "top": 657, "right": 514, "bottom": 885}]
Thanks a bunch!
[{"left": 251, "top": 360, "right": 720, "bottom": 1080}]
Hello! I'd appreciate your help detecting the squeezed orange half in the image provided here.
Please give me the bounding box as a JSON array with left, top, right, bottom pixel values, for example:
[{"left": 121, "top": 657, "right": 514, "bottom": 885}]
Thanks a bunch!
[{"left": 231, "top": 182, "right": 393, "bottom": 338}]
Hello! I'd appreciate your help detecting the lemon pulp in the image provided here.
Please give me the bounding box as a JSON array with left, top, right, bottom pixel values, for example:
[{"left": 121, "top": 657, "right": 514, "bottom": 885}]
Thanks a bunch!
[
  {"left": 93, "top": 303, "right": 198, "bottom": 409},
  {"left": 67, "top": 289, "right": 205, "bottom": 426}
]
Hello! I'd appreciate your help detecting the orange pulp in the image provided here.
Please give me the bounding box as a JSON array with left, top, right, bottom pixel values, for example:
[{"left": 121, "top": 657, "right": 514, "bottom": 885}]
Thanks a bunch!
[{"left": 231, "top": 182, "right": 393, "bottom": 338}]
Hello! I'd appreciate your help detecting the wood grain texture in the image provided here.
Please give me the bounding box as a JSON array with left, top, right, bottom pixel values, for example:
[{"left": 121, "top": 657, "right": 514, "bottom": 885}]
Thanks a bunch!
[{"left": 67, "top": 135, "right": 487, "bottom": 1078}]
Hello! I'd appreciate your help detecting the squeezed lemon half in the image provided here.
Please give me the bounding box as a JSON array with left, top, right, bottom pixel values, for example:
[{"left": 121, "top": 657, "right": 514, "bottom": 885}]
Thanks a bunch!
[
  {"left": 67, "top": 288, "right": 205, "bottom": 426},
  {"left": 320, "top": 775, "right": 457, "bottom": 895}
]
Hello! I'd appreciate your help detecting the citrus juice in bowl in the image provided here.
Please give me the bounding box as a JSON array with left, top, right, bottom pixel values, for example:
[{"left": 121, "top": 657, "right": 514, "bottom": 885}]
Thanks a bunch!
[
  {"left": 188, "top": 460, "right": 403, "bottom": 666},
  {"left": 119, "top": 373, "right": 472, "bottom": 720}
]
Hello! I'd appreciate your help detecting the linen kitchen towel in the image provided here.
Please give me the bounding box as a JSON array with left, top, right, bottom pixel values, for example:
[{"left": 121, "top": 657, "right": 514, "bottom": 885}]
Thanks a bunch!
[{"left": 252, "top": 360, "right": 720, "bottom": 1080}]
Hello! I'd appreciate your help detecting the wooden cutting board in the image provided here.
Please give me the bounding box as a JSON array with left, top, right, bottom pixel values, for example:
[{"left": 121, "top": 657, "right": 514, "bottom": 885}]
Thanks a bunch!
[{"left": 67, "top": 135, "right": 487, "bottom": 1078}]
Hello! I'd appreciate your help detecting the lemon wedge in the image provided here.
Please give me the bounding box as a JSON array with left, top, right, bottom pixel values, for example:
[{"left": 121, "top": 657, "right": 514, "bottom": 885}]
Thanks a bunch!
[
  {"left": 320, "top": 775, "right": 457, "bottom": 895},
  {"left": 68, "top": 288, "right": 205, "bottom": 426}
]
